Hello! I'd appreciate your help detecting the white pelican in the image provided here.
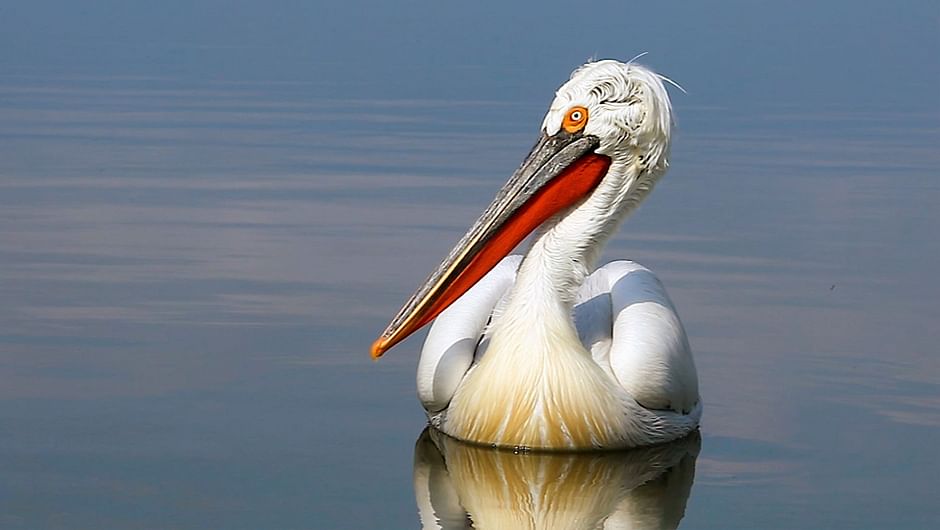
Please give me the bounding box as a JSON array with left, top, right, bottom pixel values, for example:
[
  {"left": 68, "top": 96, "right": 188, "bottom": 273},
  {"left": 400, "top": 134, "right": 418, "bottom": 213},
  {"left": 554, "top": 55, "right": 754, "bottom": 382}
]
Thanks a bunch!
[{"left": 372, "top": 59, "right": 701, "bottom": 450}]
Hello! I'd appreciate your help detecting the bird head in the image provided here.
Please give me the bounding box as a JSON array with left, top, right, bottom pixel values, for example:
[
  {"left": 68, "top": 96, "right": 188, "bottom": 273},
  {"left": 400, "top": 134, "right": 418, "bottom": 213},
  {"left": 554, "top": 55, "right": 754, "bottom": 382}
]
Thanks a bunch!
[
  {"left": 542, "top": 59, "right": 673, "bottom": 181},
  {"left": 371, "top": 59, "right": 676, "bottom": 358}
]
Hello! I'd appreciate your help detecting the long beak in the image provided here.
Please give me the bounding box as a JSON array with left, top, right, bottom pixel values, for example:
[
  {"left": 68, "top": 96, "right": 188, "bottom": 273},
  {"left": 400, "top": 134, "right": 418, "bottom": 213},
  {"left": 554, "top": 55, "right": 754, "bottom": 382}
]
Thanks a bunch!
[{"left": 371, "top": 130, "right": 611, "bottom": 358}]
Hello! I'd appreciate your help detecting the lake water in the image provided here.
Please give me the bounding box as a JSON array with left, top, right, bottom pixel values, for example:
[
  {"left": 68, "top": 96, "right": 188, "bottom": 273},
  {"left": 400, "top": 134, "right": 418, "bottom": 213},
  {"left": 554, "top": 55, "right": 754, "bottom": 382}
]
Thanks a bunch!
[{"left": 0, "top": 73, "right": 937, "bottom": 529}]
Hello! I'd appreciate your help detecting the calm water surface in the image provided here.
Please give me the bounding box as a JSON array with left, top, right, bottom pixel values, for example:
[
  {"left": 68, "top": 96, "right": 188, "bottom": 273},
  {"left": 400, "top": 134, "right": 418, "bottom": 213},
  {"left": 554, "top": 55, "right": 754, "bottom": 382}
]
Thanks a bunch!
[{"left": 0, "top": 75, "right": 938, "bottom": 528}]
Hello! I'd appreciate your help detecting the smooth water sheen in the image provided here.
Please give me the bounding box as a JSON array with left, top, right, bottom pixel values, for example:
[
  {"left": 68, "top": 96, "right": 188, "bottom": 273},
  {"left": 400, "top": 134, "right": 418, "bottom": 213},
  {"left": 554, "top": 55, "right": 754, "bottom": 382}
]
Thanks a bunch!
[{"left": 0, "top": 72, "right": 937, "bottom": 529}]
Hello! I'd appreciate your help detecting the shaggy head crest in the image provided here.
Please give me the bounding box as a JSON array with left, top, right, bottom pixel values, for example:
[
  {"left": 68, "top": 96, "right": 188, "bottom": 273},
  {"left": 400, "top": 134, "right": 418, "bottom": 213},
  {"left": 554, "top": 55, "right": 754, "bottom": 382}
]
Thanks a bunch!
[{"left": 541, "top": 60, "right": 674, "bottom": 175}]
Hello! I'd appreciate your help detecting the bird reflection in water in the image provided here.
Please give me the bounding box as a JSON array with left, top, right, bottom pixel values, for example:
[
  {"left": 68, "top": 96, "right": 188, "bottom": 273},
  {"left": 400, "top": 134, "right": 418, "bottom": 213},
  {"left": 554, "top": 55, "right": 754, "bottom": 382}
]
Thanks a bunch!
[{"left": 414, "top": 428, "right": 700, "bottom": 530}]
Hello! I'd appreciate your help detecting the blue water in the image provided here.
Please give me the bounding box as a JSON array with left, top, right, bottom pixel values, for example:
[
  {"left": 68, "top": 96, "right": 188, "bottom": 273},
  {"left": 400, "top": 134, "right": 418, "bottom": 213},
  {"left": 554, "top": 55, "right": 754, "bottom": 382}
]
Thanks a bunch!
[
  {"left": 1, "top": 70, "right": 936, "bottom": 528},
  {"left": 1, "top": 1, "right": 938, "bottom": 528}
]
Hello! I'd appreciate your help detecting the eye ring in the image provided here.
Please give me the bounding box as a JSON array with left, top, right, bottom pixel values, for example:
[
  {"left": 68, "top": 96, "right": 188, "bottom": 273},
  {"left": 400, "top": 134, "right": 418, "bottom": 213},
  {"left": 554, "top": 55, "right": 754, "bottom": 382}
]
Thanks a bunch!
[{"left": 562, "top": 106, "right": 589, "bottom": 133}]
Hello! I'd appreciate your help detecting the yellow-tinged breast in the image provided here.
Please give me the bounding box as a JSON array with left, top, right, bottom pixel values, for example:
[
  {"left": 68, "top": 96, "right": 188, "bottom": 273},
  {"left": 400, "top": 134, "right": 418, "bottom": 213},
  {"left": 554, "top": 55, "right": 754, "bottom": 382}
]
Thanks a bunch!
[{"left": 442, "top": 332, "right": 628, "bottom": 450}]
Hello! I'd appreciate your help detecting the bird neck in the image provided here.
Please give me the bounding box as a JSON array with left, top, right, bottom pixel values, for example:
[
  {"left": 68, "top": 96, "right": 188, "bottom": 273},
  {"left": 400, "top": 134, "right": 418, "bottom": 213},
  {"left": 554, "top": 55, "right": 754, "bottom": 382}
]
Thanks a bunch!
[
  {"left": 443, "top": 176, "right": 644, "bottom": 447},
  {"left": 492, "top": 232, "right": 585, "bottom": 358},
  {"left": 491, "top": 161, "right": 656, "bottom": 356},
  {"left": 508, "top": 161, "right": 648, "bottom": 312}
]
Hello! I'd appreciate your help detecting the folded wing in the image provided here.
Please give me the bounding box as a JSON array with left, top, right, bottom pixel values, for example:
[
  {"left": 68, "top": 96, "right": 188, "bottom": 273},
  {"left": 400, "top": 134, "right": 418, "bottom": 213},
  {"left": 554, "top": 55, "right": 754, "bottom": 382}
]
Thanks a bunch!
[
  {"left": 417, "top": 255, "right": 521, "bottom": 413},
  {"left": 576, "top": 261, "right": 699, "bottom": 414}
]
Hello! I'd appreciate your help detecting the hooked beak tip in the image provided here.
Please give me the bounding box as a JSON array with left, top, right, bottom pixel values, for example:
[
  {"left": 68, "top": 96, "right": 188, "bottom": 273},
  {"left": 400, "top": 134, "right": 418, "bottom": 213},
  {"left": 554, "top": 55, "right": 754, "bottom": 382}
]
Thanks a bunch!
[{"left": 370, "top": 338, "right": 388, "bottom": 360}]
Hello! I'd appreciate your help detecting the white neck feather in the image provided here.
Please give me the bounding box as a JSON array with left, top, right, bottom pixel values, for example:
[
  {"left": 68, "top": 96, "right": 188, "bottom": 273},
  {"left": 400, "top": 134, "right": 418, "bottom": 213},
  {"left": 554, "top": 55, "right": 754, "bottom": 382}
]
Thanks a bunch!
[
  {"left": 443, "top": 162, "right": 662, "bottom": 449},
  {"left": 504, "top": 159, "right": 654, "bottom": 319}
]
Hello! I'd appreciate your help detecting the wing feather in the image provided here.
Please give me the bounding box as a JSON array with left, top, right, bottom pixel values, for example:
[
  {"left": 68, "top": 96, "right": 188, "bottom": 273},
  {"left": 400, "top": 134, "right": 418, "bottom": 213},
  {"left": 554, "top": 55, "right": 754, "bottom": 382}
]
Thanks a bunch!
[
  {"left": 417, "top": 255, "right": 521, "bottom": 412},
  {"left": 577, "top": 261, "right": 699, "bottom": 414}
]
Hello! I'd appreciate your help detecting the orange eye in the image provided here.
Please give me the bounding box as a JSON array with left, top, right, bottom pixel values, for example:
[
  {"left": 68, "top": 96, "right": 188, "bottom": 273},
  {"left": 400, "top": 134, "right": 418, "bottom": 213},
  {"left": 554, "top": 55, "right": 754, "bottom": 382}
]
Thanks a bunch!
[{"left": 562, "top": 106, "right": 589, "bottom": 133}]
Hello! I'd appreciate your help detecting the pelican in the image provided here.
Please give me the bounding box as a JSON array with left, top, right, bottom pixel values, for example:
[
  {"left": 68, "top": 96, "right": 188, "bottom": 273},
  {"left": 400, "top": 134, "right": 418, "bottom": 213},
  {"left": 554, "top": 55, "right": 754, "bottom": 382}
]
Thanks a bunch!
[{"left": 372, "top": 59, "right": 701, "bottom": 450}]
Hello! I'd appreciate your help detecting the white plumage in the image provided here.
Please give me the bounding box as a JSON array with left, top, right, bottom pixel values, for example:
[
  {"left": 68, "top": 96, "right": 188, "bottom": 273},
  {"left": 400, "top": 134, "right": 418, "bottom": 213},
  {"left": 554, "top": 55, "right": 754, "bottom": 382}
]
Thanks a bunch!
[{"left": 375, "top": 59, "right": 701, "bottom": 450}]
